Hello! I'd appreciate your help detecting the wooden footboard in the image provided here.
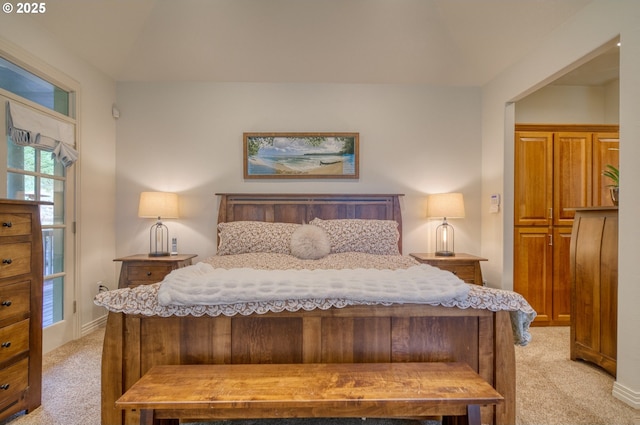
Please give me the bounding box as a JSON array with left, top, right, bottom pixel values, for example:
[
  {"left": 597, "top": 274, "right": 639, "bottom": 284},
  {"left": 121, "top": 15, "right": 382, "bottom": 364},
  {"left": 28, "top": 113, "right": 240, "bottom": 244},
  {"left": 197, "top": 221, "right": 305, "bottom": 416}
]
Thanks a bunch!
[{"left": 101, "top": 305, "right": 515, "bottom": 425}]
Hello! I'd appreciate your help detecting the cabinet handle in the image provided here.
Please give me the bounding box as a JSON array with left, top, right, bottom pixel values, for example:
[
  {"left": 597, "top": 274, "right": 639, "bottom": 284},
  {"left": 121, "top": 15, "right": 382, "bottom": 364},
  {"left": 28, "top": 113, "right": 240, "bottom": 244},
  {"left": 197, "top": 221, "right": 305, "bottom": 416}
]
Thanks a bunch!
[
  {"left": 1, "top": 342, "right": 10, "bottom": 348},
  {"left": 451, "top": 271, "right": 458, "bottom": 275},
  {"left": 1, "top": 222, "right": 11, "bottom": 228},
  {"left": 0, "top": 384, "right": 9, "bottom": 390},
  {"left": 2, "top": 259, "right": 12, "bottom": 264},
  {"left": 1, "top": 300, "right": 11, "bottom": 307},
  {"left": 549, "top": 234, "right": 553, "bottom": 246}
]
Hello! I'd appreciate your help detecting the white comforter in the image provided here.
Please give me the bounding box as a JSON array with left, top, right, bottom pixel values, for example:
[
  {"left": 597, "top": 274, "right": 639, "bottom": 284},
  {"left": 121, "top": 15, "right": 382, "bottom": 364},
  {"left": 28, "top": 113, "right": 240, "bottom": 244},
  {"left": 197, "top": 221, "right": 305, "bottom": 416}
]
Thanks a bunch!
[{"left": 157, "top": 263, "right": 470, "bottom": 306}]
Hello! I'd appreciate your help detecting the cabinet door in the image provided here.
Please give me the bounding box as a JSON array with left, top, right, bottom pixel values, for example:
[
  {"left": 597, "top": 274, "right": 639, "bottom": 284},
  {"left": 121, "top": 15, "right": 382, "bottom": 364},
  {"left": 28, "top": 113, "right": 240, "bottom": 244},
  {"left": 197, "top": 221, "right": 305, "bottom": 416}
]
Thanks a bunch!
[
  {"left": 570, "top": 210, "right": 617, "bottom": 375},
  {"left": 514, "top": 132, "right": 553, "bottom": 226},
  {"left": 554, "top": 132, "right": 592, "bottom": 226},
  {"left": 592, "top": 132, "right": 619, "bottom": 206},
  {"left": 514, "top": 227, "right": 553, "bottom": 324},
  {"left": 572, "top": 216, "right": 604, "bottom": 356},
  {"left": 600, "top": 214, "right": 618, "bottom": 362},
  {"left": 552, "top": 227, "right": 572, "bottom": 324}
]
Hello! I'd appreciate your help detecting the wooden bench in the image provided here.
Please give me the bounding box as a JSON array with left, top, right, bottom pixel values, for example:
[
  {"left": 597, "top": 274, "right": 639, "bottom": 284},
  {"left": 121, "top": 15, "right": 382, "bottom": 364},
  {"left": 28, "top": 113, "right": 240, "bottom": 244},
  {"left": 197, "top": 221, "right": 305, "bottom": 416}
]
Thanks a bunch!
[{"left": 116, "top": 362, "right": 503, "bottom": 425}]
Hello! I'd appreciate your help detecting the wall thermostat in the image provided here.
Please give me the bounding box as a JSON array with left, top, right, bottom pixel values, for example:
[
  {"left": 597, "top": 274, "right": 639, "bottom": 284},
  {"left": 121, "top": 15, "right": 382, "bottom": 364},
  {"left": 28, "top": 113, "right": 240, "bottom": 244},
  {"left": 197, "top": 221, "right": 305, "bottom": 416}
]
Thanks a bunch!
[{"left": 490, "top": 194, "right": 501, "bottom": 213}]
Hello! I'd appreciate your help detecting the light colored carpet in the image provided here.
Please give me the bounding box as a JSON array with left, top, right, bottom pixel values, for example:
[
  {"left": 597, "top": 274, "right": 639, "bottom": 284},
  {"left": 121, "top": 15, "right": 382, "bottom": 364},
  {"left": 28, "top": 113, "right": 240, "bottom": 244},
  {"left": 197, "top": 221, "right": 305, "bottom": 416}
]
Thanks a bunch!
[
  {"left": 0, "top": 327, "right": 104, "bottom": 425},
  {"left": 1, "top": 326, "right": 638, "bottom": 425},
  {"left": 515, "top": 326, "right": 639, "bottom": 425}
]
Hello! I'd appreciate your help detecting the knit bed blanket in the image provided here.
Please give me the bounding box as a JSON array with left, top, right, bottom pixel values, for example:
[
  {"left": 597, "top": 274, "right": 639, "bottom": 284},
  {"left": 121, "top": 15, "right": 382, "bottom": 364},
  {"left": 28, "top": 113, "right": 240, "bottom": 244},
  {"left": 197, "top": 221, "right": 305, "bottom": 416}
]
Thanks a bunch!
[
  {"left": 157, "top": 263, "right": 470, "bottom": 307},
  {"left": 94, "top": 253, "right": 537, "bottom": 345}
]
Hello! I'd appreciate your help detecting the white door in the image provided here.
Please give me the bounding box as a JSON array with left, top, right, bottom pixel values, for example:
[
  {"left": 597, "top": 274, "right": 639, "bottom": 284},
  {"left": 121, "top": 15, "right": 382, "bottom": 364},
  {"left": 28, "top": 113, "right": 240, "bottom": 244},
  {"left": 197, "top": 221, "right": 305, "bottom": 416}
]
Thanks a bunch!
[{"left": 0, "top": 56, "right": 78, "bottom": 352}]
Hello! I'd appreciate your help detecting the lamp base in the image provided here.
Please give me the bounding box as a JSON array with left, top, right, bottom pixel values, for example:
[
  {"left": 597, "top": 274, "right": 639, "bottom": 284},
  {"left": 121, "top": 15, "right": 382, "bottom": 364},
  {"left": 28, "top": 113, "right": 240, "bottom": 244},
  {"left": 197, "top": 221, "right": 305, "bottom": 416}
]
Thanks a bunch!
[
  {"left": 435, "top": 250, "right": 455, "bottom": 257},
  {"left": 149, "top": 220, "right": 171, "bottom": 258}
]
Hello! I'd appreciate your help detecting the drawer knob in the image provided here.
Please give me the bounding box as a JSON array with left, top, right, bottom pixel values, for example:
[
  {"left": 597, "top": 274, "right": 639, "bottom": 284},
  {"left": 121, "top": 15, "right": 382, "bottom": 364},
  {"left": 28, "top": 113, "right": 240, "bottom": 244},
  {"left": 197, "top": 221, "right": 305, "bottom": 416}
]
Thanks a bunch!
[
  {"left": 1, "top": 222, "right": 11, "bottom": 228},
  {"left": 0, "top": 384, "right": 9, "bottom": 390},
  {"left": 146, "top": 272, "right": 152, "bottom": 276},
  {"left": 451, "top": 270, "right": 457, "bottom": 275},
  {"left": 1, "top": 301, "right": 11, "bottom": 307},
  {"left": 1, "top": 342, "right": 10, "bottom": 348},
  {"left": 2, "top": 259, "right": 12, "bottom": 265}
]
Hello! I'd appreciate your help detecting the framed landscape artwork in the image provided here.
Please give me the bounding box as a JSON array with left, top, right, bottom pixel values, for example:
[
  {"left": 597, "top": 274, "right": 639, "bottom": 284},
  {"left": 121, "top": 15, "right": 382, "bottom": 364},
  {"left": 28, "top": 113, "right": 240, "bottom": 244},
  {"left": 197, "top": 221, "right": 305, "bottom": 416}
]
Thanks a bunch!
[{"left": 243, "top": 132, "right": 359, "bottom": 179}]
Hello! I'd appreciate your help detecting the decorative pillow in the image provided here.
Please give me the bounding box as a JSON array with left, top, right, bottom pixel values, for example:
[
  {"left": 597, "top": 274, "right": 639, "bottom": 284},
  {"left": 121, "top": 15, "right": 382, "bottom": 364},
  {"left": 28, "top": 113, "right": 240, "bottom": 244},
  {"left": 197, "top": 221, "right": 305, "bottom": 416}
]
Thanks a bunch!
[
  {"left": 217, "top": 221, "right": 300, "bottom": 255},
  {"left": 309, "top": 218, "right": 400, "bottom": 255},
  {"left": 289, "top": 224, "right": 332, "bottom": 260}
]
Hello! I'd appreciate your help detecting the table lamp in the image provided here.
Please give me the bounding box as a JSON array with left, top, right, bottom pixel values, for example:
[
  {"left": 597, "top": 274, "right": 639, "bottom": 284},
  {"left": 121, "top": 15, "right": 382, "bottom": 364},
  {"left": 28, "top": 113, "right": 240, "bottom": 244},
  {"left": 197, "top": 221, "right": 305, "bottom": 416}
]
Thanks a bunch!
[
  {"left": 138, "top": 192, "right": 179, "bottom": 257},
  {"left": 426, "top": 193, "right": 465, "bottom": 257}
]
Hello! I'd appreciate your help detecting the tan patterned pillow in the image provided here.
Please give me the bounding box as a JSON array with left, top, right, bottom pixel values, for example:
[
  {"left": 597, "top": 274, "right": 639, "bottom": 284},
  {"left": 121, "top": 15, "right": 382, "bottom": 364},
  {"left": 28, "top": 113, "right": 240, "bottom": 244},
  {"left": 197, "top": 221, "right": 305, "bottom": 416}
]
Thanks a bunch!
[
  {"left": 217, "top": 221, "right": 300, "bottom": 255},
  {"left": 309, "top": 218, "right": 400, "bottom": 255}
]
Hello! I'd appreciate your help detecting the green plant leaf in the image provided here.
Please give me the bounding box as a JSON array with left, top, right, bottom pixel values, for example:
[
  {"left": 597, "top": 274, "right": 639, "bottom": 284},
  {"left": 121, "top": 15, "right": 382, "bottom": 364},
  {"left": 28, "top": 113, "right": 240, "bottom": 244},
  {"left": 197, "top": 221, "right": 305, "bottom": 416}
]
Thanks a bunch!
[{"left": 602, "top": 164, "right": 619, "bottom": 187}]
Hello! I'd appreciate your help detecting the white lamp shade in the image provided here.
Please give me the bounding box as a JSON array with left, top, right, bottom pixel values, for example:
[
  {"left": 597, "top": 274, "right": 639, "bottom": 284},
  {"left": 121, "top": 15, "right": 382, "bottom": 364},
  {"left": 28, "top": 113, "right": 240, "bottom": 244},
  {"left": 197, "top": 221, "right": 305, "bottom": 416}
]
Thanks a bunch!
[
  {"left": 138, "top": 192, "right": 179, "bottom": 219},
  {"left": 426, "top": 193, "right": 465, "bottom": 219}
]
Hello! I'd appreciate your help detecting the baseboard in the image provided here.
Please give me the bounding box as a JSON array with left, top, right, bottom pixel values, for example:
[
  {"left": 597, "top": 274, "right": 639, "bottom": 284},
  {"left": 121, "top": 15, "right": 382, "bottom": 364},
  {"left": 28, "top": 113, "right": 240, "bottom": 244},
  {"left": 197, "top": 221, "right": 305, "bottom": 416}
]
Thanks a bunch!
[
  {"left": 81, "top": 314, "right": 107, "bottom": 337},
  {"left": 613, "top": 380, "right": 640, "bottom": 409}
]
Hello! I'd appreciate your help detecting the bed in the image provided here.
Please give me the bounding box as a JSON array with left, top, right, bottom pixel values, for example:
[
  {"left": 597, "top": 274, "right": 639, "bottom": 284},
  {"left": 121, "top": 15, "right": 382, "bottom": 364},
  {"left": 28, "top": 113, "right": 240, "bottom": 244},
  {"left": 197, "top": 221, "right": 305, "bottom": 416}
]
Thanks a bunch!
[{"left": 97, "top": 193, "right": 534, "bottom": 425}]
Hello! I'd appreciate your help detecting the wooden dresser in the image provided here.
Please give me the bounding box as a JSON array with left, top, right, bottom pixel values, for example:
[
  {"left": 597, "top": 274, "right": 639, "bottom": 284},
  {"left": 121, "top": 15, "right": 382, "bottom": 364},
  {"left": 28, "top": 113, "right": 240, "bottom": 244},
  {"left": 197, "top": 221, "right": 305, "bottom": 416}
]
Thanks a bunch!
[
  {"left": 114, "top": 254, "right": 197, "bottom": 289},
  {"left": 569, "top": 207, "right": 618, "bottom": 376},
  {"left": 0, "top": 200, "right": 43, "bottom": 419},
  {"left": 410, "top": 253, "right": 487, "bottom": 285}
]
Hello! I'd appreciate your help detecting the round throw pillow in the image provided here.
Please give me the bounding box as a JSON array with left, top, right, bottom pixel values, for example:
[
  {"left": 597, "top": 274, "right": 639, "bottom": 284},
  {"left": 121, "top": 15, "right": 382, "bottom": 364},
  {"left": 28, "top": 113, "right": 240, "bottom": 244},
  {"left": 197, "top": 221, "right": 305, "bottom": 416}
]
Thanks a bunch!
[{"left": 290, "top": 224, "right": 331, "bottom": 260}]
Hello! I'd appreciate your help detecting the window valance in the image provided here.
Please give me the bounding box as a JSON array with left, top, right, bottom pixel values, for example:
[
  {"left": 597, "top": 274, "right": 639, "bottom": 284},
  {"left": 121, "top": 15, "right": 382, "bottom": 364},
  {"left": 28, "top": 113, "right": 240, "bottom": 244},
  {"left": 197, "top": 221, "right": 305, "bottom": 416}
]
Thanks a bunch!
[{"left": 6, "top": 101, "right": 78, "bottom": 167}]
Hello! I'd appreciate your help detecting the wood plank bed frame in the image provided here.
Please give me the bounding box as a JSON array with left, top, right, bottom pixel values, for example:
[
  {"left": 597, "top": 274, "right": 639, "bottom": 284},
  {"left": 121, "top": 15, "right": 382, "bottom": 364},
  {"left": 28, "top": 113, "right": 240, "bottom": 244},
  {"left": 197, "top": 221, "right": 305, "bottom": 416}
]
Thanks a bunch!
[{"left": 101, "top": 193, "right": 515, "bottom": 425}]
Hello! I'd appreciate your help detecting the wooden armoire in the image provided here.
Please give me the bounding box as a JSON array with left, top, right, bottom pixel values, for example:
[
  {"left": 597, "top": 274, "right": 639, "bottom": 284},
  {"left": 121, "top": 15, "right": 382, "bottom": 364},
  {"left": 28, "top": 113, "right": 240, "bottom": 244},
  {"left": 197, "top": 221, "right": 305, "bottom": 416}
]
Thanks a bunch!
[
  {"left": 514, "top": 124, "right": 618, "bottom": 325},
  {"left": 569, "top": 207, "right": 618, "bottom": 376}
]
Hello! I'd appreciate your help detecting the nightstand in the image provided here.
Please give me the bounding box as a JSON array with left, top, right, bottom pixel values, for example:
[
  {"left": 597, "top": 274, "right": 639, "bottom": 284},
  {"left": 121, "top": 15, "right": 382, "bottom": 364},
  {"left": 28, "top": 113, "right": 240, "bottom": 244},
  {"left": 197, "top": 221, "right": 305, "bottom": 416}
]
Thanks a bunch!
[
  {"left": 114, "top": 254, "right": 198, "bottom": 289},
  {"left": 410, "top": 253, "right": 487, "bottom": 285}
]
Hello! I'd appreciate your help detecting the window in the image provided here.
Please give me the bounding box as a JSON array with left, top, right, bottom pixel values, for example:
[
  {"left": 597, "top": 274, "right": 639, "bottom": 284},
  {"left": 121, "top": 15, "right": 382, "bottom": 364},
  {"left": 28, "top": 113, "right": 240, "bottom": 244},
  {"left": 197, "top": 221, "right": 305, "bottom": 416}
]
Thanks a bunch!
[{"left": 0, "top": 56, "right": 69, "bottom": 115}]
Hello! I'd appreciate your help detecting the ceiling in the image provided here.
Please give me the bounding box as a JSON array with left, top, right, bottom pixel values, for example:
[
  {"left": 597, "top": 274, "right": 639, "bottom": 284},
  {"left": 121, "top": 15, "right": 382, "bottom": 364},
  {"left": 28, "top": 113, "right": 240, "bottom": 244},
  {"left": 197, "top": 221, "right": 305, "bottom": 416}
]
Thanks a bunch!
[{"left": 24, "top": 0, "right": 616, "bottom": 86}]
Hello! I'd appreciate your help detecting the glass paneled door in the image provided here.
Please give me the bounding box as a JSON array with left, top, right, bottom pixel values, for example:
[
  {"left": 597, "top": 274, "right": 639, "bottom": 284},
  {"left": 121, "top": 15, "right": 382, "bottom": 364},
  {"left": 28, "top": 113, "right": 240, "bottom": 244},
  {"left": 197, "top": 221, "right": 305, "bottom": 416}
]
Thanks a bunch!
[
  {"left": 1, "top": 55, "right": 77, "bottom": 352},
  {"left": 7, "top": 141, "right": 67, "bottom": 324}
]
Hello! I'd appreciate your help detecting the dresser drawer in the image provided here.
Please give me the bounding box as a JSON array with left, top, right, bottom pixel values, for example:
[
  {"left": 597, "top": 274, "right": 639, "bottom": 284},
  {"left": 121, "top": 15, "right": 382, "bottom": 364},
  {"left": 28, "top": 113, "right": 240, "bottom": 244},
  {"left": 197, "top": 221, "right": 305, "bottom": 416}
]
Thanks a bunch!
[
  {"left": 0, "top": 281, "right": 30, "bottom": 322},
  {"left": 437, "top": 264, "right": 476, "bottom": 282},
  {"left": 409, "top": 253, "right": 486, "bottom": 286},
  {"left": 127, "top": 265, "right": 174, "bottom": 285},
  {"left": 0, "top": 214, "right": 31, "bottom": 237},
  {"left": 0, "top": 320, "right": 29, "bottom": 364},
  {"left": 0, "top": 357, "right": 28, "bottom": 406},
  {"left": 0, "top": 243, "right": 31, "bottom": 279},
  {"left": 115, "top": 255, "right": 197, "bottom": 289}
]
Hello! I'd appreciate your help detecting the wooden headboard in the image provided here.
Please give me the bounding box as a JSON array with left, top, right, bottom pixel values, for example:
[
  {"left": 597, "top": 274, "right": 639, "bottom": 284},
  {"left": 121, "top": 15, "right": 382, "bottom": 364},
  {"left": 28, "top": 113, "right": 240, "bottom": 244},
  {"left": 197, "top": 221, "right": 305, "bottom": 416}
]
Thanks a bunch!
[{"left": 216, "top": 193, "right": 404, "bottom": 252}]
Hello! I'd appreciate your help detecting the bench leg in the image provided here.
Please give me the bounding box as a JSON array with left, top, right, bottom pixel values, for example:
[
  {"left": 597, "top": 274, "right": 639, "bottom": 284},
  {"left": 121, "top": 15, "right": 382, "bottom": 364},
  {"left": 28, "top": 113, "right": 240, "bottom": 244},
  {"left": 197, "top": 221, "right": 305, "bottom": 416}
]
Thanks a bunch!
[
  {"left": 442, "top": 405, "right": 482, "bottom": 425},
  {"left": 139, "top": 410, "right": 179, "bottom": 425},
  {"left": 466, "top": 404, "right": 482, "bottom": 425},
  {"left": 139, "top": 409, "right": 154, "bottom": 425}
]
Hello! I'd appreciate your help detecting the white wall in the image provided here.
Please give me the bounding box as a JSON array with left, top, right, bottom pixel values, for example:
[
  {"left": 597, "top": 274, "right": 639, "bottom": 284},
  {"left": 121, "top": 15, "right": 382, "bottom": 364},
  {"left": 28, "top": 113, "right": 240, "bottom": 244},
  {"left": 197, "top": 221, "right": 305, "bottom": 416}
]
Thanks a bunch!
[
  {"left": 115, "top": 83, "right": 482, "bottom": 263},
  {"left": 481, "top": 0, "right": 640, "bottom": 409},
  {"left": 0, "top": 17, "right": 118, "bottom": 336},
  {"left": 515, "top": 82, "right": 619, "bottom": 123},
  {"left": 604, "top": 79, "right": 621, "bottom": 124}
]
